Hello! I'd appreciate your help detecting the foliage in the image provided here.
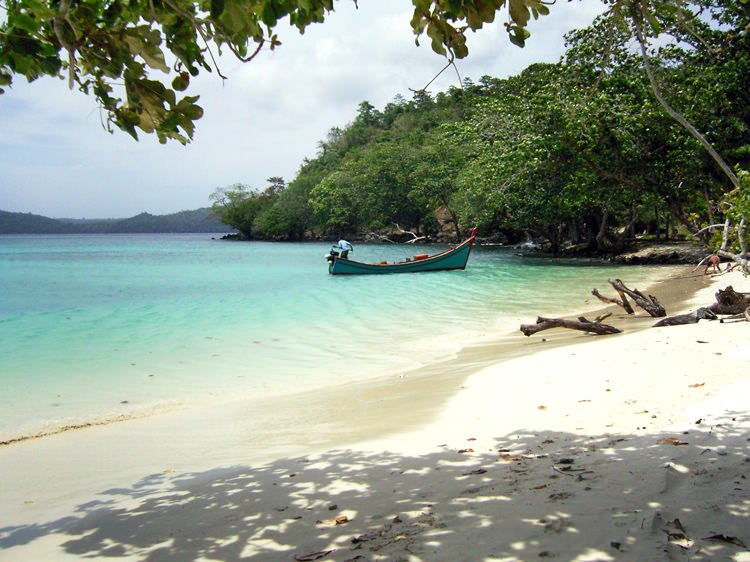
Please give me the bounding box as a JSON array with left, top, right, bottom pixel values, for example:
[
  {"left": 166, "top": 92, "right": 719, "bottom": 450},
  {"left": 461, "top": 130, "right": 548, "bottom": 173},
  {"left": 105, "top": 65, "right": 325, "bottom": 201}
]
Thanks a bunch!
[
  {"left": 209, "top": 178, "right": 284, "bottom": 238},
  {"left": 729, "top": 169, "right": 750, "bottom": 222},
  {"left": 716, "top": 167, "right": 750, "bottom": 256},
  {"left": 211, "top": 0, "right": 750, "bottom": 250},
  {"left": 0, "top": 0, "right": 551, "bottom": 143}
]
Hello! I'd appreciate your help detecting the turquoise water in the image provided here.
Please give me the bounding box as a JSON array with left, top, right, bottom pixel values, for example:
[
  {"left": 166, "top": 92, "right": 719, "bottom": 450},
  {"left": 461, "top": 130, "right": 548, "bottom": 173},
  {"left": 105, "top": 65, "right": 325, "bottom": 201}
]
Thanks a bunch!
[{"left": 0, "top": 234, "right": 670, "bottom": 441}]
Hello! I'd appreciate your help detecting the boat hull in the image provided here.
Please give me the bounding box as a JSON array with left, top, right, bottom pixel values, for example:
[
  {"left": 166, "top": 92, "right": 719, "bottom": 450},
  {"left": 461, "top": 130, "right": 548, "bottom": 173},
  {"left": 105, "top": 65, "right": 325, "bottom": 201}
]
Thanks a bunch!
[{"left": 328, "top": 234, "right": 475, "bottom": 275}]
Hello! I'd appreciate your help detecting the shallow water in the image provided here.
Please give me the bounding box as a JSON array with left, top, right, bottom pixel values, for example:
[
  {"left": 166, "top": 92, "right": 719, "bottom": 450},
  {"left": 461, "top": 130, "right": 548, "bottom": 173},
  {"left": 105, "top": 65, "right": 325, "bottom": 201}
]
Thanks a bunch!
[{"left": 0, "top": 234, "right": 672, "bottom": 441}]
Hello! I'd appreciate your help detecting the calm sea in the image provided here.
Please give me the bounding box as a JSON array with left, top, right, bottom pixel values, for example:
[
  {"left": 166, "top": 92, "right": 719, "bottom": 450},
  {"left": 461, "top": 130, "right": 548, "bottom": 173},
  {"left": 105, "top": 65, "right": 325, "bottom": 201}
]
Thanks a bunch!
[{"left": 0, "top": 234, "right": 671, "bottom": 442}]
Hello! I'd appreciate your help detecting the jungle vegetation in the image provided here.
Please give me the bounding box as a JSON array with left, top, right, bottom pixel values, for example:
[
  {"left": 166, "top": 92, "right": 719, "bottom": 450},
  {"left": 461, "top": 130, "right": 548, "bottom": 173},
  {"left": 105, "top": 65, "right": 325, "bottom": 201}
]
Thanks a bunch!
[
  {"left": 3, "top": 0, "right": 748, "bottom": 256},
  {"left": 210, "top": 0, "right": 750, "bottom": 256}
]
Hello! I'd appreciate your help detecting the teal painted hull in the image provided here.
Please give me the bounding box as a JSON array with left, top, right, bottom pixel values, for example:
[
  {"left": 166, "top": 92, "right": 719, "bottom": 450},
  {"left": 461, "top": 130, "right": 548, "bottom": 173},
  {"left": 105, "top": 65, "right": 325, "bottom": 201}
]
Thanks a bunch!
[{"left": 328, "top": 233, "right": 476, "bottom": 275}]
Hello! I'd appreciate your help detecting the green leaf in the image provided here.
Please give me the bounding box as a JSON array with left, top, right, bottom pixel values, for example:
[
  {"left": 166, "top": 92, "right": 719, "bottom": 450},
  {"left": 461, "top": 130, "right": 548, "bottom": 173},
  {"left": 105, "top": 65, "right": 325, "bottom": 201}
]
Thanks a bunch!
[
  {"left": 426, "top": 22, "right": 447, "bottom": 56},
  {"left": 509, "top": 0, "right": 531, "bottom": 27},
  {"left": 21, "top": 0, "right": 55, "bottom": 20},
  {"left": 478, "top": 1, "right": 499, "bottom": 22},
  {"left": 123, "top": 30, "right": 169, "bottom": 72},
  {"left": 534, "top": 3, "right": 549, "bottom": 17},
  {"left": 181, "top": 102, "right": 204, "bottom": 120},
  {"left": 11, "top": 13, "right": 41, "bottom": 34},
  {"left": 645, "top": 11, "right": 660, "bottom": 35},
  {"left": 221, "top": 0, "right": 250, "bottom": 33},
  {"left": 508, "top": 24, "right": 530, "bottom": 47},
  {"left": 172, "top": 72, "right": 190, "bottom": 91}
]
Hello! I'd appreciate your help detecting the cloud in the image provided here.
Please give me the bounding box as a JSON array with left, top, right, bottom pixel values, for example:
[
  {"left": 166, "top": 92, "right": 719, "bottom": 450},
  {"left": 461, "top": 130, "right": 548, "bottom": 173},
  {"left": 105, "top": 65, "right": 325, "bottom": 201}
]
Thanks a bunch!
[{"left": 0, "top": 0, "right": 605, "bottom": 218}]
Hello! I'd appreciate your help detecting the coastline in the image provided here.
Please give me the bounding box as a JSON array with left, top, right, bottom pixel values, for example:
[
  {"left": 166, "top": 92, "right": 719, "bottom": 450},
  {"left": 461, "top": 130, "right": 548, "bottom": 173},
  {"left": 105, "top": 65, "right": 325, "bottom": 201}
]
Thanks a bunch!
[
  {"left": 1, "top": 267, "right": 748, "bottom": 561},
  {"left": 1, "top": 239, "right": 678, "bottom": 448},
  {"left": 0, "top": 263, "right": 692, "bottom": 447}
]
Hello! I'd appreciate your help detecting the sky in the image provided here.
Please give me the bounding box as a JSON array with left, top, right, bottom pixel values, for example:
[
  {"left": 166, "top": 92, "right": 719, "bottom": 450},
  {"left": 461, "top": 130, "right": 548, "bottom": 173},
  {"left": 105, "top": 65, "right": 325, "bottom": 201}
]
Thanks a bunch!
[{"left": 0, "top": 0, "right": 605, "bottom": 219}]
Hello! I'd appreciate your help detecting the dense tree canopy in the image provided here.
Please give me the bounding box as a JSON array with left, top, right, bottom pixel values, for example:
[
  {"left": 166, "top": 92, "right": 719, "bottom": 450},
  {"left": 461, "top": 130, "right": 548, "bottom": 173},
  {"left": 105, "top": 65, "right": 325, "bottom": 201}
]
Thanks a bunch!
[
  {"left": 3, "top": 0, "right": 748, "bottom": 258},
  {"left": 211, "top": 0, "right": 749, "bottom": 260}
]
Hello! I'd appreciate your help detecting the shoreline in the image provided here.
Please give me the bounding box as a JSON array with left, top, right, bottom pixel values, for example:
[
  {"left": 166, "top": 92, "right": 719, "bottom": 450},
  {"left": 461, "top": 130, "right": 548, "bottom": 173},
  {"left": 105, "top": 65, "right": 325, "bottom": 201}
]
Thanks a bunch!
[
  {"left": 2, "top": 267, "right": 748, "bottom": 561},
  {"left": 0, "top": 266, "right": 707, "bottom": 467},
  {"left": 0, "top": 265, "right": 693, "bottom": 449}
]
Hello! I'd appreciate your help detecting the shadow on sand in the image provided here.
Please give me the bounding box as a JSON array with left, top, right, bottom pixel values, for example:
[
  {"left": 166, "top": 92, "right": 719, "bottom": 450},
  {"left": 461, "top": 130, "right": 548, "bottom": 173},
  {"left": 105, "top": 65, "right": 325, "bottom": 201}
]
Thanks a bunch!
[{"left": 2, "top": 411, "right": 749, "bottom": 562}]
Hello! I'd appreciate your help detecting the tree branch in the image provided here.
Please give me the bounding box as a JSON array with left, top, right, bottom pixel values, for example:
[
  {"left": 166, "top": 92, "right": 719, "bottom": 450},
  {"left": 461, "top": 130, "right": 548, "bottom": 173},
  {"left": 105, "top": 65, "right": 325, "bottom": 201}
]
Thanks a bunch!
[
  {"left": 520, "top": 315, "right": 621, "bottom": 336},
  {"left": 53, "top": 0, "right": 76, "bottom": 89},
  {"left": 632, "top": 11, "right": 740, "bottom": 190}
]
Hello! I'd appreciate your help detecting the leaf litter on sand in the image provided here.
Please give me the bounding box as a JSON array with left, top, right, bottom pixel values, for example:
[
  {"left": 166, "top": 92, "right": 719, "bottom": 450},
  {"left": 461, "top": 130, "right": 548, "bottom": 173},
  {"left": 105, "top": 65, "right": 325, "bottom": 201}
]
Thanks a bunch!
[
  {"left": 461, "top": 468, "right": 487, "bottom": 476},
  {"left": 294, "top": 550, "right": 333, "bottom": 561},
  {"left": 658, "top": 437, "right": 689, "bottom": 446},
  {"left": 317, "top": 515, "right": 350, "bottom": 527}
]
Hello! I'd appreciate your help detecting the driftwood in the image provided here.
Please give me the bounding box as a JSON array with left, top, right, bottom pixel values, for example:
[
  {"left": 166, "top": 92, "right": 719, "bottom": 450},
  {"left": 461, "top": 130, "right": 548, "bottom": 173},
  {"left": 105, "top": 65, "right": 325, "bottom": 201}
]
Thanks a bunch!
[
  {"left": 608, "top": 278, "right": 666, "bottom": 317},
  {"left": 609, "top": 280, "right": 636, "bottom": 315},
  {"left": 653, "top": 286, "right": 750, "bottom": 326},
  {"left": 520, "top": 313, "right": 621, "bottom": 337},
  {"left": 367, "top": 231, "right": 396, "bottom": 244},
  {"left": 708, "top": 286, "right": 750, "bottom": 315},
  {"left": 591, "top": 287, "right": 635, "bottom": 314},
  {"left": 653, "top": 307, "right": 718, "bottom": 327},
  {"left": 394, "top": 224, "right": 427, "bottom": 244},
  {"left": 721, "top": 309, "right": 750, "bottom": 323},
  {"left": 524, "top": 280, "right": 746, "bottom": 336},
  {"left": 368, "top": 225, "right": 428, "bottom": 244}
]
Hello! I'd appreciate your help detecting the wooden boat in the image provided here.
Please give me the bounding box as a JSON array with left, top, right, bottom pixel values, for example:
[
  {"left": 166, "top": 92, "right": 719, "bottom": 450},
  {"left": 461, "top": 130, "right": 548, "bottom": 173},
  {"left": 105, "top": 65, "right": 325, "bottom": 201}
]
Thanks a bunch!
[{"left": 327, "top": 228, "right": 477, "bottom": 275}]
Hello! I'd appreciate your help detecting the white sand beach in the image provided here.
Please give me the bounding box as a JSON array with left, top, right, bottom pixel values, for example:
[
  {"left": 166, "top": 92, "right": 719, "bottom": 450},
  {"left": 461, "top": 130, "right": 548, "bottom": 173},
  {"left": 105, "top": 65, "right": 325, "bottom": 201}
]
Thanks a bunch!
[{"left": 1, "top": 268, "right": 748, "bottom": 561}]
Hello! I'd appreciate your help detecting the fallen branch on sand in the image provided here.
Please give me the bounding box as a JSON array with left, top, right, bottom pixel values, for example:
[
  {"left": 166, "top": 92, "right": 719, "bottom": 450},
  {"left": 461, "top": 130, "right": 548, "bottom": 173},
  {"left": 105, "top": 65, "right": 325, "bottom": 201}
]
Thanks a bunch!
[
  {"left": 591, "top": 287, "right": 635, "bottom": 314},
  {"left": 708, "top": 286, "right": 750, "bottom": 315},
  {"left": 655, "top": 286, "right": 750, "bottom": 326},
  {"left": 522, "top": 278, "right": 748, "bottom": 337},
  {"left": 520, "top": 313, "right": 621, "bottom": 337},
  {"left": 721, "top": 308, "right": 750, "bottom": 322},
  {"left": 607, "top": 278, "right": 666, "bottom": 317},
  {"left": 653, "top": 308, "right": 718, "bottom": 327}
]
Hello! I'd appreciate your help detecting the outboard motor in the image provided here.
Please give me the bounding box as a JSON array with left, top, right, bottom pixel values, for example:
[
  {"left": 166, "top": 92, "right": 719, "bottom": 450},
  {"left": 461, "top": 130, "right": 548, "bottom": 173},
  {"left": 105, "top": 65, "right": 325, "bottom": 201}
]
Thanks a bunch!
[{"left": 326, "top": 240, "right": 353, "bottom": 262}]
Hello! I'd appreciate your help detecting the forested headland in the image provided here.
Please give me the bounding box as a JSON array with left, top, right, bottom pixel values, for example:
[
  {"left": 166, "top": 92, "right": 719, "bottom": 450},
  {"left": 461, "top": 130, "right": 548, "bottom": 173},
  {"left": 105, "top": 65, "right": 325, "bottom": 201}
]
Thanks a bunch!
[
  {"left": 0, "top": 209, "right": 232, "bottom": 234},
  {"left": 210, "top": 2, "right": 749, "bottom": 260}
]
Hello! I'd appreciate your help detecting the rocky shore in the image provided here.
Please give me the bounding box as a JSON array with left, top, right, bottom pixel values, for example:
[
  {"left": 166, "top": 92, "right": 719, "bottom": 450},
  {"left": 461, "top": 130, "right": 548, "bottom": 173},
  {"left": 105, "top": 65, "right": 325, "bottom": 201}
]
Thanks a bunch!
[{"left": 610, "top": 240, "right": 708, "bottom": 264}]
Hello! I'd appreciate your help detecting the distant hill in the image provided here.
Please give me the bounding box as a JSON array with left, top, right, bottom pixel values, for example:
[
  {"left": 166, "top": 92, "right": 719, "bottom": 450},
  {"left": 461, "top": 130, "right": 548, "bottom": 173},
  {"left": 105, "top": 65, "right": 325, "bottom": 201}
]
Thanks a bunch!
[
  {"left": 0, "top": 208, "right": 234, "bottom": 234},
  {"left": 0, "top": 211, "right": 79, "bottom": 234}
]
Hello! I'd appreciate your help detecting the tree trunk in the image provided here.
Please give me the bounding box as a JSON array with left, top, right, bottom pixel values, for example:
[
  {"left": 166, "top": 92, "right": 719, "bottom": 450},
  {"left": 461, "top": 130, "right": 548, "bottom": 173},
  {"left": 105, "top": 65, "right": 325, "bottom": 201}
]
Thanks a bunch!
[
  {"left": 705, "top": 188, "right": 715, "bottom": 226},
  {"left": 738, "top": 217, "right": 747, "bottom": 257},
  {"left": 721, "top": 219, "right": 732, "bottom": 252},
  {"left": 633, "top": 16, "right": 740, "bottom": 191},
  {"left": 596, "top": 210, "right": 610, "bottom": 252}
]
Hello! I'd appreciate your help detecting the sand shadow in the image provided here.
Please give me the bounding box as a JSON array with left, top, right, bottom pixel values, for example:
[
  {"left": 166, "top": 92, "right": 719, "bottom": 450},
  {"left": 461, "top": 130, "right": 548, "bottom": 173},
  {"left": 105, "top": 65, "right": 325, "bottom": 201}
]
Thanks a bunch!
[{"left": 2, "top": 411, "right": 749, "bottom": 561}]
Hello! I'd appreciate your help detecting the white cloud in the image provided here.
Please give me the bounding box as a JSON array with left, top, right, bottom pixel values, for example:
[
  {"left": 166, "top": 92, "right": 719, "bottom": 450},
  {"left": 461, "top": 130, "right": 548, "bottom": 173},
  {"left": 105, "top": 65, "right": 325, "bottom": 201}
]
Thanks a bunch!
[{"left": 0, "top": 0, "right": 605, "bottom": 218}]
